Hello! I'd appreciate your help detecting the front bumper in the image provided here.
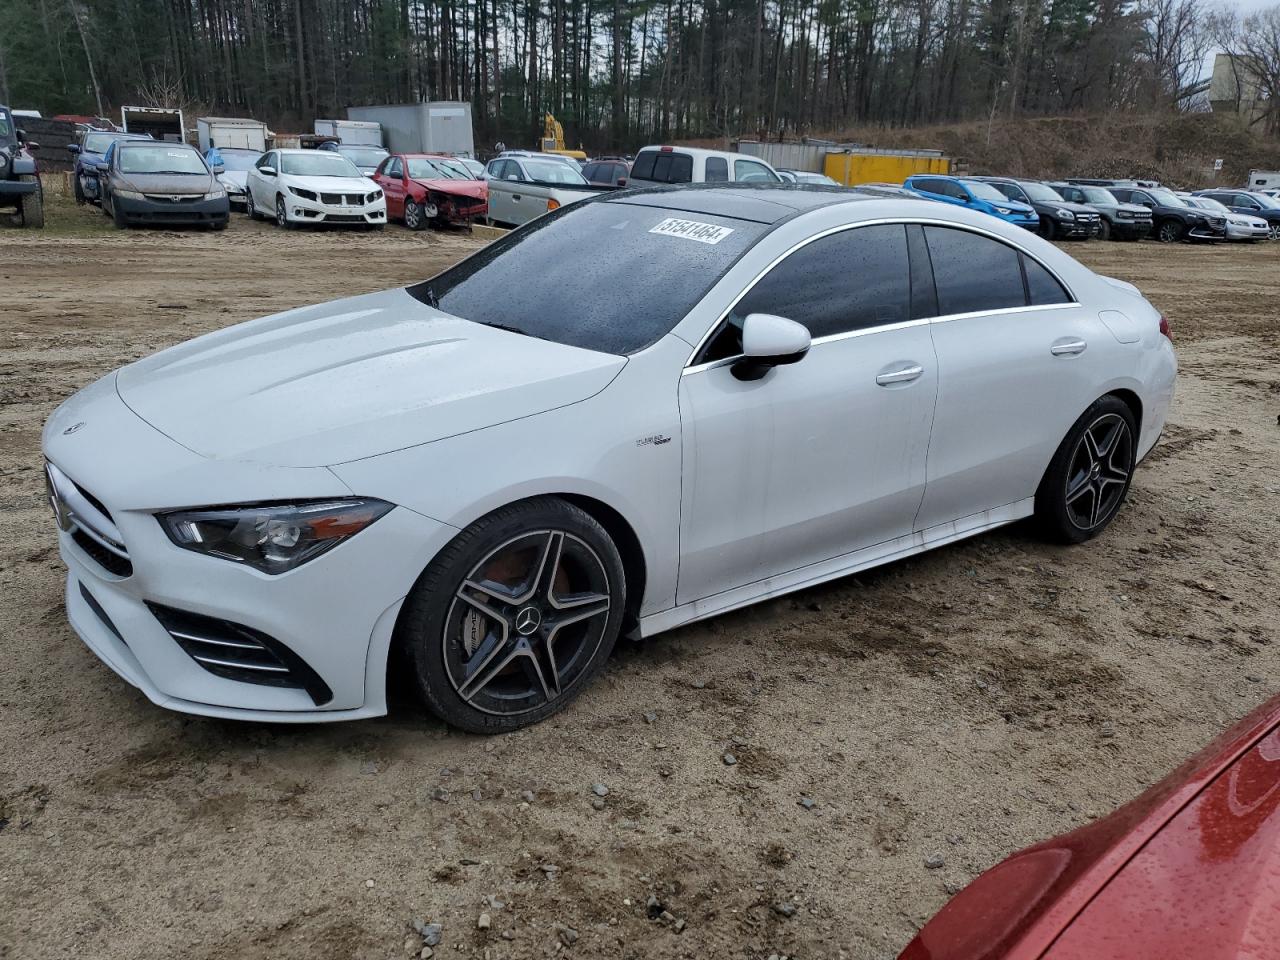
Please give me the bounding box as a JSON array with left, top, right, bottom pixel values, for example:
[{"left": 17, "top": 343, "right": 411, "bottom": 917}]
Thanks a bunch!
[
  {"left": 1055, "top": 215, "right": 1100, "bottom": 238},
  {"left": 1008, "top": 215, "right": 1040, "bottom": 231},
  {"left": 1110, "top": 217, "right": 1152, "bottom": 238},
  {"left": 436, "top": 195, "right": 489, "bottom": 224},
  {"left": 284, "top": 193, "right": 386, "bottom": 225},
  {"left": 1226, "top": 223, "right": 1270, "bottom": 241},
  {"left": 1188, "top": 219, "right": 1227, "bottom": 241},
  {"left": 43, "top": 375, "right": 457, "bottom": 722},
  {"left": 112, "top": 192, "right": 230, "bottom": 225},
  {"left": 0, "top": 179, "right": 39, "bottom": 196}
]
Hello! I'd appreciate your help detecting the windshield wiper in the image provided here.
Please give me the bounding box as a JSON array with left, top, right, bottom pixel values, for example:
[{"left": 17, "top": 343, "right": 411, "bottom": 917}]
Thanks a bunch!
[
  {"left": 420, "top": 286, "right": 439, "bottom": 309},
  {"left": 482, "top": 321, "right": 535, "bottom": 338}
]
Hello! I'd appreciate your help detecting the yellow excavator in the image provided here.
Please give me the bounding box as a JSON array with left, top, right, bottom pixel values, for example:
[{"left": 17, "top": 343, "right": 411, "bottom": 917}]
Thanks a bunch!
[{"left": 540, "top": 113, "right": 587, "bottom": 160}]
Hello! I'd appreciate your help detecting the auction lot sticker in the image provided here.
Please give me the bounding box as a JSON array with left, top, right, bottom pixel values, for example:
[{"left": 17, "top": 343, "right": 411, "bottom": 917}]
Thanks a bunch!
[{"left": 649, "top": 218, "right": 735, "bottom": 244}]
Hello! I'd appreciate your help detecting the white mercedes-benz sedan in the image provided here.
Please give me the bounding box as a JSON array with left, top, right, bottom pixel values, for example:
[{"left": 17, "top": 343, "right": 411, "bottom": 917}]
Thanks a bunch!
[
  {"left": 43, "top": 185, "right": 1176, "bottom": 732},
  {"left": 245, "top": 148, "right": 386, "bottom": 228}
]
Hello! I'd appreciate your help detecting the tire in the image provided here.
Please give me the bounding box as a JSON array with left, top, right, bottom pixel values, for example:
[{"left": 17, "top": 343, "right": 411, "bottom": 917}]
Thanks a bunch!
[
  {"left": 1035, "top": 396, "right": 1138, "bottom": 545},
  {"left": 73, "top": 174, "right": 85, "bottom": 205},
  {"left": 275, "top": 194, "right": 292, "bottom": 229},
  {"left": 211, "top": 218, "right": 228, "bottom": 231},
  {"left": 403, "top": 198, "right": 426, "bottom": 231},
  {"left": 110, "top": 196, "right": 128, "bottom": 229},
  {"left": 1038, "top": 216, "right": 1057, "bottom": 241},
  {"left": 399, "top": 497, "right": 627, "bottom": 734},
  {"left": 1097, "top": 218, "right": 1111, "bottom": 241},
  {"left": 18, "top": 175, "right": 43, "bottom": 228},
  {"left": 247, "top": 195, "right": 264, "bottom": 220},
  {"left": 1156, "top": 219, "right": 1183, "bottom": 243},
  {"left": 1270, "top": 224, "right": 1280, "bottom": 241}
]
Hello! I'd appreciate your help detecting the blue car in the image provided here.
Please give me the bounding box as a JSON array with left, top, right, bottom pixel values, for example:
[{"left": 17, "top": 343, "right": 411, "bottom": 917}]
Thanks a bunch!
[
  {"left": 66, "top": 130, "right": 151, "bottom": 205},
  {"left": 902, "top": 174, "right": 1040, "bottom": 230}
]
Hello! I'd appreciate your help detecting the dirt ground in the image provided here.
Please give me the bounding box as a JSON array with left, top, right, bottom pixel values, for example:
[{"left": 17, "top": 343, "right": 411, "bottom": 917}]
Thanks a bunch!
[{"left": 1, "top": 198, "right": 1278, "bottom": 960}]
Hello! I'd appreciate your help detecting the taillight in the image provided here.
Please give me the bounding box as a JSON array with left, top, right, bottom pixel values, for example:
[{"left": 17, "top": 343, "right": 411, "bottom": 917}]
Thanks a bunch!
[
  {"left": 1159, "top": 315, "right": 1172, "bottom": 340},
  {"left": 546, "top": 198, "right": 561, "bottom": 212}
]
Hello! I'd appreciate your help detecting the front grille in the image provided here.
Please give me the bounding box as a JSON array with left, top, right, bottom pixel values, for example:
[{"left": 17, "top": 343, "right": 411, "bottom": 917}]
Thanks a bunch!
[
  {"left": 143, "top": 194, "right": 201, "bottom": 203},
  {"left": 1209, "top": 217, "right": 1226, "bottom": 229},
  {"left": 320, "top": 192, "right": 370, "bottom": 206},
  {"left": 147, "top": 603, "right": 333, "bottom": 705},
  {"left": 324, "top": 214, "right": 364, "bottom": 223},
  {"left": 47, "top": 462, "right": 133, "bottom": 578}
]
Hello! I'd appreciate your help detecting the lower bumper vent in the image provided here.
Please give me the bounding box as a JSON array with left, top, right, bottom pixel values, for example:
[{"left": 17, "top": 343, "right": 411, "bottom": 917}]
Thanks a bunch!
[{"left": 146, "top": 603, "right": 333, "bottom": 705}]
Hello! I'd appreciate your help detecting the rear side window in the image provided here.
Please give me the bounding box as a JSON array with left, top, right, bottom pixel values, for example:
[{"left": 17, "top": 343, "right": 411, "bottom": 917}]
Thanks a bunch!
[
  {"left": 705, "top": 157, "right": 728, "bottom": 182},
  {"left": 633, "top": 150, "right": 693, "bottom": 183},
  {"left": 703, "top": 225, "right": 910, "bottom": 360},
  {"left": 581, "top": 163, "right": 598, "bottom": 181},
  {"left": 1022, "top": 256, "right": 1071, "bottom": 305},
  {"left": 925, "top": 226, "right": 1025, "bottom": 315}
]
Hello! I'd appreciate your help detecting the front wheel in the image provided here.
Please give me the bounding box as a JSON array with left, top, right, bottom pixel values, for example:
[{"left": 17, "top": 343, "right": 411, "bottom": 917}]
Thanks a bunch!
[
  {"left": 1156, "top": 219, "right": 1183, "bottom": 243},
  {"left": 1270, "top": 223, "right": 1280, "bottom": 241},
  {"left": 1038, "top": 216, "right": 1057, "bottom": 241},
  {"left": 110, "top": 195, "right": 128, "bottom": 229},
  {"left": 399, "top": 497, "right": 627, "bottom": 734},
  {"left": 1035, "top": 396, "right": 1137, "bottom": 544},
  {"left": 1097, "top": 218, "right": 1111, "bottom": 241},
  {"left": 18, "top": 175, "right": 44, "bottom": 228},
  {"left": 247, "top": 194, "right": 264, "bottom": 220},
  {"left": 275, "top": 195, "right": 292, "bottom": 229},
  {"left": 403, "top": 198, "right": 426, "bottom": 231}
]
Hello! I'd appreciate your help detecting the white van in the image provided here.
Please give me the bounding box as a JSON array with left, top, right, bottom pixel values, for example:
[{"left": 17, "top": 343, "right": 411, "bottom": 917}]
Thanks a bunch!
[{"left": 628, "top": 146, "right": 782, "bottom": 186}]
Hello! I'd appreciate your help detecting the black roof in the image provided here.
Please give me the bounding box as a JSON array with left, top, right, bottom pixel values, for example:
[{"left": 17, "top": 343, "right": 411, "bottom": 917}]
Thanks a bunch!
[{"left": 604, "top": 182, "right": 880, "bottom": 224}]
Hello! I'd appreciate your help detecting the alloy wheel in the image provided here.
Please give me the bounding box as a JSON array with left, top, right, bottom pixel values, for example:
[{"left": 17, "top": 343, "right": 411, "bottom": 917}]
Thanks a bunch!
[
  {"left": 1064, "top": 413, "right": 1133, "bottom": 531},
  {"left": 276, "top": 196, "right": 288, "bottom": 228},
  {"left": 443, "top": 530, "right": 611, "bottom": 717},
  {"left": 1270, "top": 224, "right": 1280, "bottom": 241},
  {"left": 404, "top": 200, "right": 421, "bottom": 229},
  {"left": 1158, "top": 221, "right": 1180, "bottom": 243}
]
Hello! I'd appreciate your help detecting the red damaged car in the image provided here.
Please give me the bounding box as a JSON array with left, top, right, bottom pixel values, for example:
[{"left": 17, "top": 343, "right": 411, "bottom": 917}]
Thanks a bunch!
[
  {"left": 372, "top": 153, "right": 487, "bottom": 230},
  {"left": 900, "top": 695, "right": 1280, "bottom": 960}
]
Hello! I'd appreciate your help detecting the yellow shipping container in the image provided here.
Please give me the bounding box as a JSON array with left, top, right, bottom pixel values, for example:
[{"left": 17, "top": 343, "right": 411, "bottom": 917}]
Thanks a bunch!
[{"left": 824, "top": 152, "right": 950, "bottom": 186}]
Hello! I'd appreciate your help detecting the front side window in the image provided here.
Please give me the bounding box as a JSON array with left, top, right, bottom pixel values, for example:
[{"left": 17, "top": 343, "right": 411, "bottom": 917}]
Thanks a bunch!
[
  {"left": 257, "top": 152, "right": 277, "bottom": 171},
  {"left": 410, "top": 200, "right": 765, "bottom": 356},
  {"left": 386, "top": 158, "right": 403, "bottom": 178},
  {"left": 700, "top": 224, "right": 912, "bottom": 362}
]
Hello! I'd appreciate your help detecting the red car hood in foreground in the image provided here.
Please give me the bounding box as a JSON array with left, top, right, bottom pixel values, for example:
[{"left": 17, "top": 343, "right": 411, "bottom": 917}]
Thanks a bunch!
[
  {"left": 901, "top": 696, "right": 1280, "bottom": 960},
  {"left": 411, "top": 177, "right": 487, "bottom": 201}
]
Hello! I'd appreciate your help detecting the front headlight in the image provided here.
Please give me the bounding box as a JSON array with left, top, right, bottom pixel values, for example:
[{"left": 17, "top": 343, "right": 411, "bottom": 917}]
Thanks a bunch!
[
  {"left": 159, "top": 499, "right": 392, "bottom": 574},
  {"left": 289, "top": 185, "right": 318, "bottom": 201},
  {"left": 113, "top": 189, "right": 146, "bottom": 200},
  {"left": 994, "top": 206, "right": 1012, "bottom": 214},
  {"left": 206, "top": 186, "right": 226, "bottom": 200},
  {"left": 1055, "top": 208, "right": 1075, "bottom": 220}
]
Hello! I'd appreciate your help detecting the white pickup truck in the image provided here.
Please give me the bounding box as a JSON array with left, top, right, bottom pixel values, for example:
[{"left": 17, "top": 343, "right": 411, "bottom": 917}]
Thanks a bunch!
[{"left": 484, "top": 154, "right": 604, "bottom": 226}]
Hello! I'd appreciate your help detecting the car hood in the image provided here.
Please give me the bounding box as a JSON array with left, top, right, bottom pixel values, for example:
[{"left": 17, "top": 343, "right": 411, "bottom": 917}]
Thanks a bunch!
[
  {"left": 114, "top": 287, "right": 626, "bottom": 467},
  {"left": 990, "top": 198, "right": 1036, "bottom": 214},
  {"left": 1038, "top": 199, "right": 1095, "bottom": 215},
  {"left": 1115, "top": 202, "right": 1150, "bottom": 215},
  {"left": 411, "top": 177, "right": 488, "bottom": 201},
  {"left": 118, "top": 172, "right": 214, "bottom": 195},
  {"left": 217, "top": 170, "right": 249, "bottom": 191},
  {"left": 281, "top": 173, "right": 379, "bottom": 194}
]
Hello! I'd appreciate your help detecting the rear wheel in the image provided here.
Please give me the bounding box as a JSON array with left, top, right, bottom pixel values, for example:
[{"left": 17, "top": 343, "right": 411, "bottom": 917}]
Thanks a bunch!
[
  {"left": 1156, "top": 219, "right": 1183, "bottom": 243},
  {"left": 399, "top": 497, "right": 626, "bottom": 734},
  {"left": 1035, "top": 396, "right": 1137, "bottom": 544},
  {"left": 18, "top": 175, "right": 43, "bottom": 228}
]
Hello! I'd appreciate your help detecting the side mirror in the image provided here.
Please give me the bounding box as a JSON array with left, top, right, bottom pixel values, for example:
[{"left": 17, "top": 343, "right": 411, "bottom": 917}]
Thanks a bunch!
[
  {"left": 617, "top": 177, "right": 628, "bottom": 187},
  {"left": 732, "top": 313, "right": 811, "bottom": 382},
  {"left": 211, "top": 162, "right": 225, "bottom": 174},
  {"left": 67, "top": 143, "right": 82, "bottom": 154},
  {"left": 260, "top": 165, "right": 276, "bottom": 176},
  {"left": 506, "top": 174, "right": 519, "bottom": 182}
]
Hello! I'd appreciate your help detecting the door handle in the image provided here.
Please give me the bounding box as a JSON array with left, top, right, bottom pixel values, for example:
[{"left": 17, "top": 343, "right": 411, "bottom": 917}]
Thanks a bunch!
[
  {"left": 1050, "top": 337, "right": 1088, "bottom": 357},
  {"left": 876, "top": 363, "right": 924, "bottom": 386},
  {"left": 512, "top": 194, "right": 522, "bottom": 201}
]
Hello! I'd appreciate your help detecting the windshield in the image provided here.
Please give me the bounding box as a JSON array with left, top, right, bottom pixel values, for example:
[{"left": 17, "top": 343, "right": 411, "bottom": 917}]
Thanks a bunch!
[
  {"left": 406, "top": 158, "right": 462, "bottom": 180},
  {"left": 1081, "top": 186, "right": 1117, "bottom": 204},
  {"left": 1195, "top": 196, "right": 1229, "bottom": 214},
  {"left": 340, "top": 146, "right": 389, "bottom": 167},
  {"left": 1022, "top": 182, "right": 1065, "bottom": 202},
  {"left": 523, "top": 159, "right": 588, "bottom": 185},
  {"left": 0, "top": 112, "right": 13, "bottom": 140},
  {"left": 408, "top": 200, "right": 765, "bottom": 354},
  {"left": 281, "top": 153, "right": 362, "bottom": 177},
  {"left": 1149, "top": 188, "right": 1185, "bottom": 207},
  {"left": 1249, "top": 191, "right": 1280, "bottom": 209},
  {"left": 83, "top": 132, "right": 122, "bottom": 154},
  {"left": 795, "top": 172, "right": 840, "bottom": 185},
  {"left": 217, "top": 150, "right": 260, "bottom": 171},
  {"left": 118, "top": 145, "right": 208, "bottom": 175},
  {"left": 966, "top": 180, "right": 1010, "bottom": 202}
]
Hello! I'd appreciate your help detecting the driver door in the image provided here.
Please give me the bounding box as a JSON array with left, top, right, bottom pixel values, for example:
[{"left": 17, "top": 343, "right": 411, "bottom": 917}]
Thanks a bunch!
[
  {"left": 676, "top": 223, "right": 939, "bottom": 605},
  {"left": 378, "top": 157, "right": 406, "bottom": 218},
  {"left": 249, "top": 151, "right": 277, "bottom": 210}
]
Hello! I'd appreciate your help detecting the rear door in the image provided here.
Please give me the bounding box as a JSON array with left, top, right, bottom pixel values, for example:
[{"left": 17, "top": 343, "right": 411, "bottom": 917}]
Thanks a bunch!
[
  {"left": 677, "top": 223, "right": 939, "bottom": 603},
  {"left": 915, "top": 224, "right": 1111, "bottom": 531}
]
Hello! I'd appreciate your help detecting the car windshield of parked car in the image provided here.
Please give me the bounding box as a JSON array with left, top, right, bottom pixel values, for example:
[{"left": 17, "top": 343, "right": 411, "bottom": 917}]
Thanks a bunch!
[
  {"left": 406, "top": 158, "right": 462, "bottom": 180},
  {"left": 523, "top": 159, "right": 588, "bottom": 185},
  {"left": 1149, "top": 188, "right": 1185, "bottom": 207},
  {"left": 408, "top": 200, "right": 765, "bottom": 355},
  {"left": 118, "top": 145, "right": 208, "bottom": 175},
  {"left": 795, "top": 172, "right": 840, "bottom": 185},
  {"left": 1195, "top": 196, "right": 1230, "bottom": 214},
  {"left": 1021, "top": 182, "right": 1065, "bottom": 202},
  {"left": 0, "top": 113, "right": 11, "bottom": 139},
  {"left": 1249, "top": 192, "right": 1280, "bottom": 209},
  {"left": 1080, "top": 186, "right": 1117, "bottom": 204},
  {"left": 216, "top": 150, "right": 260, "bottom": 171},
  {"left": 83, "top": 132, "right": 119, "bottom": 154},
  {"left": 341, "top": 147, "right": 389, "bottom": 167},
  {"left": 966, "top": 181, "right": 1008, "bottom": 202},
  {"left": 281, "top": 153, "right": 362, "bottom": 177}
]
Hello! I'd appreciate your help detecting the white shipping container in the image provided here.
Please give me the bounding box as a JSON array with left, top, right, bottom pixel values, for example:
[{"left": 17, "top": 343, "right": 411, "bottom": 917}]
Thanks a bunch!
[
  {"left": 314, "top": 119, "right": 384, "bottom": 146},
  {"left": 197, "top": 117, "right": 271, "bottom": 153},
  {"left": 345, "top": 102, "right": 475, "bottom": 157}
]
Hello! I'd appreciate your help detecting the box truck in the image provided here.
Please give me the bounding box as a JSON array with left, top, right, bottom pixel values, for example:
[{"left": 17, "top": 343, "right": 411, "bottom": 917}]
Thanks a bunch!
[
  {"left": 121, "top": 106, "right": 185, "bottom": 143},
  {"left": 197, "top": 117, "right": 271, "bottom": 153},
  {"left": 345, "top": 102, "right": 475, "bottom": 157},
  {"left": 314, "top": 119, "right": 383, "bottom": 146}
]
